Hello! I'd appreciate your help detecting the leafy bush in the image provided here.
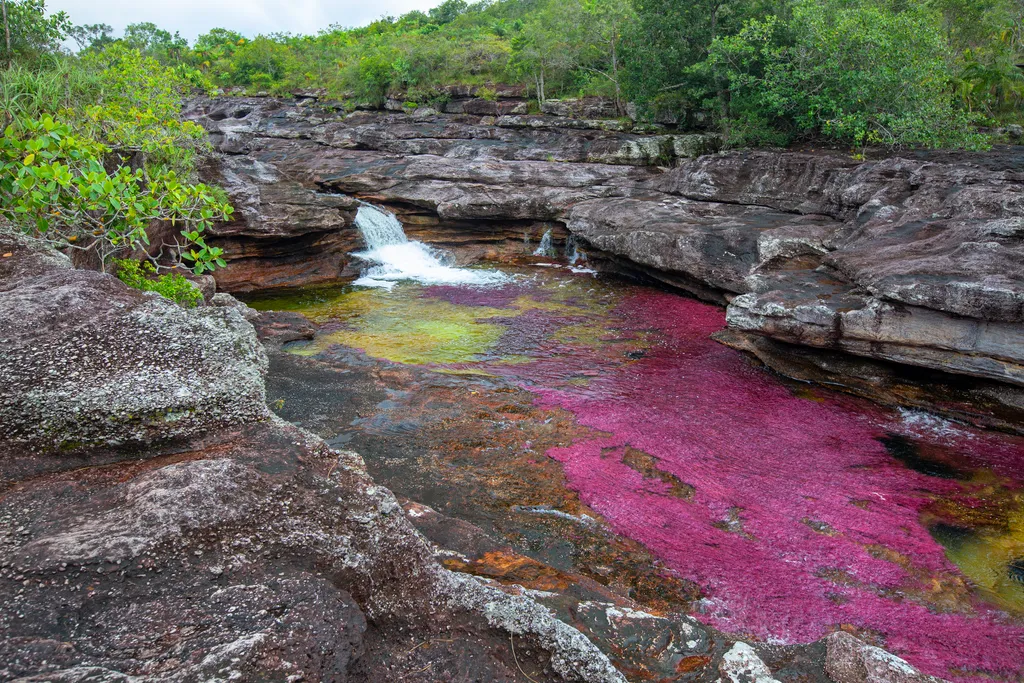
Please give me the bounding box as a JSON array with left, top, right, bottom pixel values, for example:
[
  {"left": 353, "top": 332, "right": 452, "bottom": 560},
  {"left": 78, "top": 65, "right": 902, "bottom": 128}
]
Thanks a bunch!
[
  {"left": 114, "top": 258, "right": 203, "bottom": 307},
  {"left": 0, "top": 114, "right": 232, "bottom": 272},
  {"left": 709, "top": 2, "right": 989, "bottom": 149}
]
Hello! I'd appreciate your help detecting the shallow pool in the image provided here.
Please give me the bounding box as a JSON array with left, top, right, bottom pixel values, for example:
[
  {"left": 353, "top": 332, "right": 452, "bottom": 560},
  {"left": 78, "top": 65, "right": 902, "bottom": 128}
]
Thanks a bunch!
[{"left": 248, "top": 266, "right": 1024, "bottom": 681}]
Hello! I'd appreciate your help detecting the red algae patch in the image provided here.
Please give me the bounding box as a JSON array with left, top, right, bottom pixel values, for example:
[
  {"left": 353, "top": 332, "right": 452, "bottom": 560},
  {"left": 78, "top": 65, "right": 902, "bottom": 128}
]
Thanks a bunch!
[
  {"left": 526, "top": 290, "right": 1024, "bottom": 682},
  {"left": 252, "top": 268, "right": 1024, "bottom": 682}
]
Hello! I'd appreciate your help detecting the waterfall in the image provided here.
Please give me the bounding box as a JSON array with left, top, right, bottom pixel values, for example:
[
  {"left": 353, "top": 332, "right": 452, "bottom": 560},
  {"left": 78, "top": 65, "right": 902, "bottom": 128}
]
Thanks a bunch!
[
  {"left": 566, "top": 235, "right": 588, "bottom": 265},
  {"left": 352, "top": 204, "right": 507, "bottom": 289},
  {"left": 533, "top": 229, "right": 556, "bottom": 257},
  {"left": 354, "top": 204, "right": 408, "bottom": 249}
]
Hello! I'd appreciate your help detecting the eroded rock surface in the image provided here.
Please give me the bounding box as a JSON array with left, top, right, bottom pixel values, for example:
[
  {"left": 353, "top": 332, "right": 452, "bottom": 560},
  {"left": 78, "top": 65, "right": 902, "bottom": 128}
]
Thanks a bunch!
[
  {"left": 0, "top": 230, "right": 267, "bottom": 477},
  {"left": 0, "top": 238, "right": 630, "bottom": 683},
  {"left": 182, "top": 96, "right": 1024, "bottom": 426}
]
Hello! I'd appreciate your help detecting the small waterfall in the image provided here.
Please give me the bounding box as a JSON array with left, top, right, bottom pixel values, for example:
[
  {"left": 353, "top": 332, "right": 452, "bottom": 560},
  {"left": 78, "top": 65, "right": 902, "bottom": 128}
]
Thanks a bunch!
[
  {"left": 566, "top": 235, "right": 588, "bottom": 265},
  {"left": 354, "top": 204, "right": 408, "bottom": 248},
  {"left": 533, "top": 229, "right": 556, "bottom": 257},
  {"left": 352, "top": 203, "right": 507, "bottom": 289}
]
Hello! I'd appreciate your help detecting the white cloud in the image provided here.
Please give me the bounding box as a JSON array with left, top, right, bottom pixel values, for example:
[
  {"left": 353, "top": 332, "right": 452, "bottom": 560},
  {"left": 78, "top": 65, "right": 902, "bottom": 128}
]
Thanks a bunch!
[{"left": 46, "top": 0, "right": 443, "bottom": 42}]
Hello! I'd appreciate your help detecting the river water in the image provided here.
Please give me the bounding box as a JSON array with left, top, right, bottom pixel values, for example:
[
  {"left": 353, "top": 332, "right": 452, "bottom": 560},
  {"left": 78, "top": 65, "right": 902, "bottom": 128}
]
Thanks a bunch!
[{"left": 248, "top": 265, "right": 1024, "bottom": 682}]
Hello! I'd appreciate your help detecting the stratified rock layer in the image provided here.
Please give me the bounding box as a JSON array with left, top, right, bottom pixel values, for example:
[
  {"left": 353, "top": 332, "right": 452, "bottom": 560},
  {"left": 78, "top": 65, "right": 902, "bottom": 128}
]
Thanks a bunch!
[{"left": 183, "top": 96, "right": 1024, "bottom": 427}]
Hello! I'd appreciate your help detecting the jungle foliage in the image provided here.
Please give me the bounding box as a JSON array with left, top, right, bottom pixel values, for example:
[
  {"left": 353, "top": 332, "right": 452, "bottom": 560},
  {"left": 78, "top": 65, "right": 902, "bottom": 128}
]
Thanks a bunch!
[
  {"left": 0, "top": 2, "right": 232, "bottom": 277},
  {"left": 2, "top": 0, "right": 1023, "bottom": 152}
]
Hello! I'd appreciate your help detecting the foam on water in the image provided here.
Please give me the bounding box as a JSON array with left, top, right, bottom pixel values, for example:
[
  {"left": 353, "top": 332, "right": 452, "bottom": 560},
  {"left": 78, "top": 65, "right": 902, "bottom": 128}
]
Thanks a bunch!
[{"left": 353, "top": 204, "right": 508, "bottom": 288}]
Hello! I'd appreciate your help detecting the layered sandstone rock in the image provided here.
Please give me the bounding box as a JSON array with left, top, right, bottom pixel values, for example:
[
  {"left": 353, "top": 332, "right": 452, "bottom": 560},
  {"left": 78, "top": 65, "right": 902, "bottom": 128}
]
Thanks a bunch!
[{"left": 182, "top": 96, "right": 1024, "bottom": 427}]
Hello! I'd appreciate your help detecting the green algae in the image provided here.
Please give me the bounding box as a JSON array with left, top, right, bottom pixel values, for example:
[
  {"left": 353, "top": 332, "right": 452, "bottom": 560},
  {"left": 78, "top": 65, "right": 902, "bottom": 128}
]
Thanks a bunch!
[
  {"left": 246, "top": 270, "right": 655, "bottom": 370},
  {"left": 935, "top": 495, "right": 1024, "bottom": 614},
  {"left": 286, "top": 289, "right": 512, "bottom": 365}
]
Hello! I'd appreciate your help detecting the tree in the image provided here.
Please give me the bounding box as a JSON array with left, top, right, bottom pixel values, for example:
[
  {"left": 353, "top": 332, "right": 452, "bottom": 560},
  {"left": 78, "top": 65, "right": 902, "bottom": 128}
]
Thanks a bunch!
[
  {"left": 511, "top": 0, "right": 586, "bottom": 101},
  {"left": 0, "top": 0, "right": 71, "bottom": 63},
  {"left": 621, "top": 0, "right": 778, "bottom": 122},
  {"left": 122, "top": 21, "right": 188, "bottom": 64},
  {"left": 68, "top": 22, "right": 114, "bottom": 52},
  {"left": 429, "top": 0, "right": 469, "bottom": 25},
  {"left": 579, "top": 0, "right": 634, "bottom": 111},
  {"left": 709, "top": 0, "right": 986, "bottom": 148}
]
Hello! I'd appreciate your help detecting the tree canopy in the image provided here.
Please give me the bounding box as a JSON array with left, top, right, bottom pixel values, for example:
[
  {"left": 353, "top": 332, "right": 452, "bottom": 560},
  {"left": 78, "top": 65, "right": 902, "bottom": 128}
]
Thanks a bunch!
[{"left": 3, "top": 0, "right": 1024, "bottom": 151}]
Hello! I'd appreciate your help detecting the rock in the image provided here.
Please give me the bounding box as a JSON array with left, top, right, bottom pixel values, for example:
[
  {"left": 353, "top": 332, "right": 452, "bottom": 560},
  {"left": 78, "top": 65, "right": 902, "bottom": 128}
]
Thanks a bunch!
[
  {"left": 197, "top": 154, "right": 359, "bottom": 292},
  {"left": 726, "top": 270, "right": 1024, "bottom": 387},
  {"left": 0, "top": 233, "right": 268, "bottom": 469},
  {"left": 824, "top": 632, "right": 944, "bottom": 683},
  {"left": 0, "top": 220, "right": 652, "bottom": 683},
  {"left": 179, "top": 97, "right": 1024, "bottom": 427},
  {"left": 541, "top": 97, "right": 618, "bottom": 119},
  {"left": 672, "top": 133, "right": 723, "bottom": 160},
  {"left": 567, "top": 197, "right": 839, "bottom": 302},
  {"left": 211, "top": 292, "right": 261, "bottom": 321},
  {"left": 0, "top": 241, "right": 634, "bottom": 682},
  {"left": 657, "top": 151, "right": 859, "bottom": 214},
  {"left": 719, "top": 642, "right": 782, "bottom": 683},
  {"left": 714, "top": 329, "right": 1024, "bottom": 433}
]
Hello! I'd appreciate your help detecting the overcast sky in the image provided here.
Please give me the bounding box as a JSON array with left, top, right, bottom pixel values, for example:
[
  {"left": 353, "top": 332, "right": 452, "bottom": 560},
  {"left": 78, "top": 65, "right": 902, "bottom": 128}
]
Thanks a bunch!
[{"left": 46, "top": 0, "right": 443, "bottom": 42}]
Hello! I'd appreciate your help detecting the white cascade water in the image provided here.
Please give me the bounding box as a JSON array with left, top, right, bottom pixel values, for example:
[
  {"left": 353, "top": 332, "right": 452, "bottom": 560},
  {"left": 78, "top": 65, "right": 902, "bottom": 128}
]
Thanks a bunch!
[
  {"left": 354, "top": 202, "right": 408, "bottom": 248},
  {"left": 533, "top": 229, "right": 556, "bottom": 257},
  {"left": 352, "top": 204, "right": 508, "bottom": 289},
  {"left": 566, "top": 234, "right": 587, "bottom": 265}
]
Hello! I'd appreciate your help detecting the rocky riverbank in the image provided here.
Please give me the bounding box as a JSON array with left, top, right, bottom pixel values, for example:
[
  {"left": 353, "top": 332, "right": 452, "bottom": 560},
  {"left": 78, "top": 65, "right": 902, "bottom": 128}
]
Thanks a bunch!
[
  {"left": 0, "top": 229, "right": 955, "bottom": 682},
  {"left": 2, "top": 93, "right": 1020, "bottom": 682},
  {"left": 182, "top": 95, "right": 1024, "bottom": 431}
]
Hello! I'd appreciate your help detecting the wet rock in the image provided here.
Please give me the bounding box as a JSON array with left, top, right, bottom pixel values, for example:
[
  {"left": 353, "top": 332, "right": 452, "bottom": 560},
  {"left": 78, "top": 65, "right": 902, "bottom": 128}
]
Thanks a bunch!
[
  {"left": 1008, "top": 558, "right": 1024, "bottom": 583},
  {"left": 824, "top": 632, "right": 944, "bottom": 683}
]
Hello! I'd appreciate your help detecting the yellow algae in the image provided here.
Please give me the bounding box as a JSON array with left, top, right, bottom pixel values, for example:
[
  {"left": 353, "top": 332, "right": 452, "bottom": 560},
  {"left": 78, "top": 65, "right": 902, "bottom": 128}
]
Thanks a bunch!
[
  {"left": 939, "top": 495, "right": 1024, "bottom": 614},
  {"left": 296, "top": 293, "right": 513, "bottom": 365},
  {"left": 245, "top": 270, "right": 648, "bottom": 367}
]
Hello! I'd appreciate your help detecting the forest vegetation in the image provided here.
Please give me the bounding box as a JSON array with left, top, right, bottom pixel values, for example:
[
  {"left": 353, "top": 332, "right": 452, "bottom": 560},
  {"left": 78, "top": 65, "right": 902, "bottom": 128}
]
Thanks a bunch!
[{"left": 0, "top": 0, "right": 1021, "bottom": 279}]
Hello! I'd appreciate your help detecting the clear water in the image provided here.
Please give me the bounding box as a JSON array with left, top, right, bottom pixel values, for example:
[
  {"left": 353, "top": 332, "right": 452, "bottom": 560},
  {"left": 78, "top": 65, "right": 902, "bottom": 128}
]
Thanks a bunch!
[{"left": 249, "top": 267, "right": 1024, "bottom": 682}]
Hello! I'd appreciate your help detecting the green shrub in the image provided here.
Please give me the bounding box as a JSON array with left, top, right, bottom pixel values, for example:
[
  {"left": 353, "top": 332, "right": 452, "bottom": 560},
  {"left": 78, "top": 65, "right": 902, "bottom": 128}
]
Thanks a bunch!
[
  {"left": 114, "top": 259, "right": 203, "bottom": 307},
  {"left": 709, "top": 2, "right": 989, "bottom": 149},
  {"left": 477, "top": 85, "right": 498, "bottom": 101},
  {"left": 0, "top": 114, "right": 232, "bottom": 273}
]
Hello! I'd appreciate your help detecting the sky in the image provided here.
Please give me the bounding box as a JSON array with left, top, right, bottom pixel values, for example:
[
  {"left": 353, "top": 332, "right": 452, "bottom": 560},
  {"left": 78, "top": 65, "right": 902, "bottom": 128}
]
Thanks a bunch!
[{"left": 45, "top": 0, "right": 443, "bottom": 43}]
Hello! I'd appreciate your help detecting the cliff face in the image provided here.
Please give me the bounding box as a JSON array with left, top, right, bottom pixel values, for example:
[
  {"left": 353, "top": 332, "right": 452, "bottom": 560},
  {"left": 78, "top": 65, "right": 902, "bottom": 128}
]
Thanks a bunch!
[{"left": 184, "top": 96, "right": 1024, "bottom": 430}]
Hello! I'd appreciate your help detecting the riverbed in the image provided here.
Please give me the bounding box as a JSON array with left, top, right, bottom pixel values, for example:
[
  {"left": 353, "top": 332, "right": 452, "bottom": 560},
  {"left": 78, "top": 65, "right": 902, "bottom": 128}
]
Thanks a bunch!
[{"left": 247, "top": 264, "right": 1024, "bottom": 682}]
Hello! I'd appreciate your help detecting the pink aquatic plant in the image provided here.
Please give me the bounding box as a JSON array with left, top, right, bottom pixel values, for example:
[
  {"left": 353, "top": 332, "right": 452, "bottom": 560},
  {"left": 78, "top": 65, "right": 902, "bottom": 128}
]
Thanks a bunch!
[{"left": 518, "top": 291, "right": 1024, "bottom": 681}]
